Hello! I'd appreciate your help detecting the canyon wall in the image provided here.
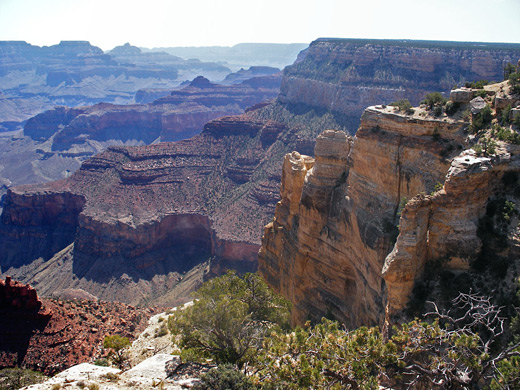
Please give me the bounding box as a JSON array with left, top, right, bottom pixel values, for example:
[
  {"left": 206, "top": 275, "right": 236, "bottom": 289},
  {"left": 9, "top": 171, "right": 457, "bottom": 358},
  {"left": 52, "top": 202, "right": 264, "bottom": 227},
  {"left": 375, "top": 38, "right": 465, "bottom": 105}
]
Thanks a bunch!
[
  {"left": 0, "top": 112, "right": 291, "bottom": 305},
  {"left": 259, "top": 83, "right": 520, "bottom": 326},
  {"left": 279, "top": 38, "right": 520, "bottom": 132},
  {"left": 0, "top": 75, "right": 280, "bottom": 207}
]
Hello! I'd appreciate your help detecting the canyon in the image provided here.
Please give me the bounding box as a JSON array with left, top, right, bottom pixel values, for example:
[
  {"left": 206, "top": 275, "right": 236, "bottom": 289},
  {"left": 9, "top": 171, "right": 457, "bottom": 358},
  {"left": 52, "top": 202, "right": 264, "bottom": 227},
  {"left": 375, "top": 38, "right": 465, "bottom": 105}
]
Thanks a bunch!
[
  {"left": 280, "top": 38, "right": 520, "bottom": 131},
  {"left": 1, "top": 38, "right": 520, "bottom": 314},
  {"left": 0, "top": 74, "right": 281, "bottom": 205},
  {"left": 259, "top": 79, "right": 520, "bottom": 327},
  {"left": 0, "top": 41, "right": 233, "bottom": 130}
]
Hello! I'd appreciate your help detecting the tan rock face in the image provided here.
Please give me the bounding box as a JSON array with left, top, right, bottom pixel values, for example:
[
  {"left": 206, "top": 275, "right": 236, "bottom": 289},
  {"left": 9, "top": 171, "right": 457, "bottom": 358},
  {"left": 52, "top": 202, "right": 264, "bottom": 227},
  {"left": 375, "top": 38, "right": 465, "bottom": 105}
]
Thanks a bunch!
[
  {"left": 382, "top": 150, "right": 520, "bottom": 316},
  {"left": 259, "top": 106, "right": 469, "bottom": 327}
]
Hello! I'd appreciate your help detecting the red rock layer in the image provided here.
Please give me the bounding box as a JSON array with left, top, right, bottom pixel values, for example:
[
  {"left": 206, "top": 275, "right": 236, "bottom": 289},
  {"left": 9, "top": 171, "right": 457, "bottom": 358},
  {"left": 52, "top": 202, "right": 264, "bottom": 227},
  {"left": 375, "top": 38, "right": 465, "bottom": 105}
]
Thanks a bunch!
[
  {"left": 0, "top": 277, "right": 159, "bottom": 375},
  {"left": 0, "top": 112, "right": 291, "bottom": 305}
]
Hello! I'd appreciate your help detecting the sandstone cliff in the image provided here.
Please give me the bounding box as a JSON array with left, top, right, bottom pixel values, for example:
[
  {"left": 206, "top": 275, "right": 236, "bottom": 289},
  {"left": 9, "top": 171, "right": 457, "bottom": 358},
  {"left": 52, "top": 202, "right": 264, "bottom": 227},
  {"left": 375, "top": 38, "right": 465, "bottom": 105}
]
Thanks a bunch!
[
  {"left": 279, "top": 38, "right": 520, "bottom": 132},
  {"left": 259, "top": 80, "right": 520, "bottom": 327}
]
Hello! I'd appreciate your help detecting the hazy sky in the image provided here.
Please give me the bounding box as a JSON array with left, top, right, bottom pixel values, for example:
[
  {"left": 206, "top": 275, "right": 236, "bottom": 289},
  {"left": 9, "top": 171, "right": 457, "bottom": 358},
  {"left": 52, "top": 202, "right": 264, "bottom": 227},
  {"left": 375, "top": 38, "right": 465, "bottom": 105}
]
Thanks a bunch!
[{"left": 1, "top": 0, "right": 519, "bottom": 50}]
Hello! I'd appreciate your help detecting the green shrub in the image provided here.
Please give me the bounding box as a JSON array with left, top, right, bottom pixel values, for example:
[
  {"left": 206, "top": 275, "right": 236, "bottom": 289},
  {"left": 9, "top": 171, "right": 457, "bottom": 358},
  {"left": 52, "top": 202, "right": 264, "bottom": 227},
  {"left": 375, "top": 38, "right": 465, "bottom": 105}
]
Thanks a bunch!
[
  {"left": 192, "top": 365, "right": 256, "bottom": 390},
  {"left": 93, "top": 358, "right": 109, "bottom": 367},
  {"left": 509, "top": 71, "right": 520, "bottom": 94},
  {"left": 0, "top": 368, "right": 47, "bottom": 390},
  {"left": 421, "top": 92, "right": 448, "bottom": 110},
  {"left": 465, "top": 80, "right": 489, "bottom": 89},
  {"left": 155, "top": 324, "right": 168, "bottom": 338},
  {"left": 475, "top": 89, "right": 488, "bottom": 98},
  {"left": 514, "top": 112, "right": 520, "bottom": 128},
  {"left": 473, "top": 137, "right": 497, "bottom": 156},
  {"left": 504, "top": 63, "right": 516, "bottom": 80},
  {"left": 389, "top": 99, "right": 414, "bottom": 114},
  {"left": 445, "top": 100, "right": 459, "bottom": 116},
  {"left": 103, "top": 335, "right": 130, "bottom": 368},
  {"left": 471, "top": 105, "right": 493, "bottom": 132},
  {"left": 501, "top": 104, "right": 512, "bottom": 126},
  {"left": 493, "top": 124, "right": 520, "bottom": 144},
  {"left": 168, "top": 272, "right": 290, "bottom": 367},
  {"left": 503, "top": 200, "right": 516, "bottom": 221}
]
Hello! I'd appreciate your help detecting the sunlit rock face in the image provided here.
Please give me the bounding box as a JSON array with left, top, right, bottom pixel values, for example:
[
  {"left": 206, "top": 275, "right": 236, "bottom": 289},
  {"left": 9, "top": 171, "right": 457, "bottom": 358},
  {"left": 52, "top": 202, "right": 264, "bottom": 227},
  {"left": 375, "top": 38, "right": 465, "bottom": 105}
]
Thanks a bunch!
[{"left": 279, "top": 38, "right": 520, "bottom": 132}]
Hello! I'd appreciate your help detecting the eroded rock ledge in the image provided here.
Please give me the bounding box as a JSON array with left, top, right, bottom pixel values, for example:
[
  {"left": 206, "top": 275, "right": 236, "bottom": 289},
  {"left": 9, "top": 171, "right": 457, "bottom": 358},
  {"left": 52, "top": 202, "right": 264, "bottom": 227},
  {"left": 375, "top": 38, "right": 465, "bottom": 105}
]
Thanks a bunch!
[{"left": 259, "top": 100, "right": 520, "bottom": 327}]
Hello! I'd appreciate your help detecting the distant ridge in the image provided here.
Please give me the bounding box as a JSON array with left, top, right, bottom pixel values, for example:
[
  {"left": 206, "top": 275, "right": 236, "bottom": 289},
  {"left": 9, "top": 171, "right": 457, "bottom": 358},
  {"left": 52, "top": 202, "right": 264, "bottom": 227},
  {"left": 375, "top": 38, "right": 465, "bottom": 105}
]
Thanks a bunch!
[{"left": 313, "top": 37, "right": 520, "bottom": 51}]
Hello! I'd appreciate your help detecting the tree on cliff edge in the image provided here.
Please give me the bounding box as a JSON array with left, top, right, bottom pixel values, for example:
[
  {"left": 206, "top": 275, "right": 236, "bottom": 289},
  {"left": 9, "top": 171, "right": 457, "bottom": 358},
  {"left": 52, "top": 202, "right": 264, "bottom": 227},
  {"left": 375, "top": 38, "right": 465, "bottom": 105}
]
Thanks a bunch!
[{"left": 167, "top": 271, "right": 291, "bottom": 367}]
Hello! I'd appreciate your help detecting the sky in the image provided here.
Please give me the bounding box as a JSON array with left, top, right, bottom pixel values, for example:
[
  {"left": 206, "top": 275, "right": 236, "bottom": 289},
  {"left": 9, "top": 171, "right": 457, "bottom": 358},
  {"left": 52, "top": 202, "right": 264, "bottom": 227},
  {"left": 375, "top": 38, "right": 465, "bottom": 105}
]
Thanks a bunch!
[{"left": 0, "top": 0, "right": 519, "bottom": 50}]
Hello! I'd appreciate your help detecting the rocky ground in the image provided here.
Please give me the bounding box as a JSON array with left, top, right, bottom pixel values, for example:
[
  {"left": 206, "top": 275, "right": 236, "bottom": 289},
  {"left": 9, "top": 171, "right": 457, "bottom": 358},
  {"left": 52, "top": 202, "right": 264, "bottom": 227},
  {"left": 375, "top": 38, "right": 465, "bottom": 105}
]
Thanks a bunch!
[
  {"left": 21, "top": 303, "right": 204, "bottom": 390},
  {"left": 0, "top": 277, "right": 163, "bottom": 376}
]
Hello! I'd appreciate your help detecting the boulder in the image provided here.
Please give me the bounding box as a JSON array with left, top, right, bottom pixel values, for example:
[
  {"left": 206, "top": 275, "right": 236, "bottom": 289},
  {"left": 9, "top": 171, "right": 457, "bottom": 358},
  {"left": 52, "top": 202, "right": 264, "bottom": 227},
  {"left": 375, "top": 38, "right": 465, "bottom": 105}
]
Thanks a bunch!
[
  {"left": 450, "top": 88, "right": 475, "bottom": 103},
  {"left": 470, "top": 96, "right": 487, "bottom": 115}
]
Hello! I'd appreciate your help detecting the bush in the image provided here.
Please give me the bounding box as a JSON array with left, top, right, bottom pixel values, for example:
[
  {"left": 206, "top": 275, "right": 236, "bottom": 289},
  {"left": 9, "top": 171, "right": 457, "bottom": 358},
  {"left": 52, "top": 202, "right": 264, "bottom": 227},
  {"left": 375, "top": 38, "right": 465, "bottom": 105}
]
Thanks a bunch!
[
  {"left": 493, "top": 124, "right": 520, "bottom": 144},
  {"left": 445, "top": 100, "right": 459, "bottom": 116},
  {"left": 514, "top": 112, "right": 520, "bottom": 128},
  {"left": 471, "top": 105, "right": 493, "bottom": 132},
  {"left": 465, "top": 80, "right": 489, "bottom": 89},
  {"left": 103, "top": 335, "right": 130, "bottom": 368},
  {"left": 0, "top": 368, "right": 47, "bottom": 390},
  {"left": 257, "top": 320, "right": 387, "bottom": 390},
  {"left": 389, "top": 99, "right": 414, "bottom": 115},
  {"left": 93, "top": 358, "right": 109, "bottom": 367},
  {"left": 501, "top": 105, "right": 512, "bottom": 126},
  {"left": 168, "top": 272, "right": 291, "bottom": 367},
  {"left": 473, "top": 137, "right": 497, "bottom": 156},
  {"left": 509, "top": 71, "right": 520, "bottom": 94},
  {"left": 192, "top": 365, "right": 256, "bottom": 390},
  {"left": 421, "top": 92, "right": 448, "bottom": 110}
]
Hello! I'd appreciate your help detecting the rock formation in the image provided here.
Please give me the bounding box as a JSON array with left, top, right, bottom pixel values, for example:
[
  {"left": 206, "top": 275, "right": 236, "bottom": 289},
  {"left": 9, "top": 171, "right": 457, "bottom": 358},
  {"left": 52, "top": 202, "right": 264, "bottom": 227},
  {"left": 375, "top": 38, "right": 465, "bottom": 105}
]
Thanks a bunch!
[
  {"left": 0, "top": 110, "right": 293, "bottom": 305},
  {"left": 0, "top": 277, "right": 156, "bottom": 375},
  {"left": 0, "top": 74, "right": 280, "bottom": 206},
  {"left": 259, "top": 79, "right": 520, "bottom": 327},
  {"left": 0, "top": 40, "right": 231, "bottom": 129},
  {"left": 279, "top": 38, "right": 520, "bottom": 132}
]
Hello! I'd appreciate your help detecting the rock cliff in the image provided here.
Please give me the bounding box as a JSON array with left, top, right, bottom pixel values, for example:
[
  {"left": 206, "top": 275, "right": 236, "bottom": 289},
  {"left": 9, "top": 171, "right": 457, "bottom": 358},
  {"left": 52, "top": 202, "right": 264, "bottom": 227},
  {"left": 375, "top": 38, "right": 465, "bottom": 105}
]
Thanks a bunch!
[
  {"left": 259, "top": 79, "right": 520, "bottom": 327},
  {"left": 0, "top": 111, "right": 292, "bottom": 305},
  {"left": 279, "top": 38, "right": 520, "bottom": 132}
]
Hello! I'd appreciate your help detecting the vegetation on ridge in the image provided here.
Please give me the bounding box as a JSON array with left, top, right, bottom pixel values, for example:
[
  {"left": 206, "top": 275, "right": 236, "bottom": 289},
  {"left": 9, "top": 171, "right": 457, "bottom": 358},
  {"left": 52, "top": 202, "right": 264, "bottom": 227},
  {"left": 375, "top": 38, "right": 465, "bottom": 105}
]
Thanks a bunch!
[{"left": 167, "top": 272, "right": 520, "bottom": 389}]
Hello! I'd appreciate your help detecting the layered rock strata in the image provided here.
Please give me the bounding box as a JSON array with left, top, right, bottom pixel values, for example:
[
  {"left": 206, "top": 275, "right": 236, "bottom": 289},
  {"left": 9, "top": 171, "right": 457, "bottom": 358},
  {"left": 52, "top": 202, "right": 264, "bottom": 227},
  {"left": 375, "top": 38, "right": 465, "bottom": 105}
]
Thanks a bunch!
[
  {"left": 280, "top": 38, "right": 520, "bottom": 131},
  {"left": 0, "top": 112, "right": 291, "bottom": 305},
  {"left": 259, "top": 94, "right": 520, "bottom": 327},
  {"left": 0, "top": 40, "right": 231, "bottom": 128}
]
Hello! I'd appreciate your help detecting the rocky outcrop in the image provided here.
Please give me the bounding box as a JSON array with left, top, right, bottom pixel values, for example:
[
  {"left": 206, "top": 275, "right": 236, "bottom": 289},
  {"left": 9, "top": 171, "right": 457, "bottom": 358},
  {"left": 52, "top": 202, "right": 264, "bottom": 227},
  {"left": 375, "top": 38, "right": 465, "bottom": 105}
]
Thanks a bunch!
[
  {"left": 0, "top": 276, "right": 157, "bottom": 375},
  {"left": 279, "top": 38, "right": 520, "bottom": 132},
  {"left": 0, "top": 276, "right": 44, "bottom": 312},
  {"left": 0, "top": 111, "right": 295, "bottom": 305},
  {"left": 222, "top": 66, "right": 281, "bottom": 85},
  {"left": 263, "top": 69, "right": 520, "bottom": 327}
]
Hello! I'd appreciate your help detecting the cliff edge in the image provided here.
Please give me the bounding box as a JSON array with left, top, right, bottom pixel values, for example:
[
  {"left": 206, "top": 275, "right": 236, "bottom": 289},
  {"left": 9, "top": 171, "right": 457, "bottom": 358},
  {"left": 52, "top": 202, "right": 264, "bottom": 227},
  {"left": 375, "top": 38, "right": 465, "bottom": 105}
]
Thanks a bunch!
[{"left": 259, "top": 78, "right": 520, "bottom": 326}]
